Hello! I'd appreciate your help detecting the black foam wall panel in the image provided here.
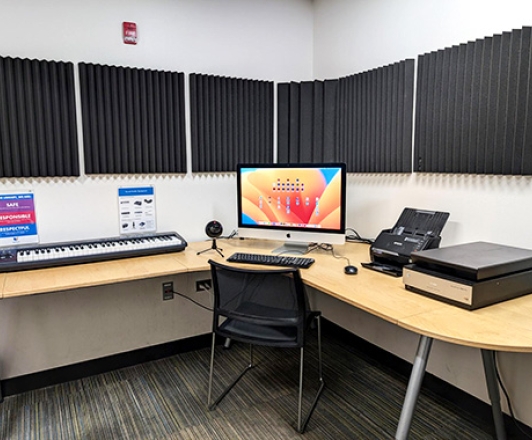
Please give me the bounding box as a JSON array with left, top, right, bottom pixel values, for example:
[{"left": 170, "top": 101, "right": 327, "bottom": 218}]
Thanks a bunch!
[
  {"left": 277, "top": 80, "right": 339, "bottom": 164},
  {"left": 0, "top": 56, "right": 79, "bottom": 177},
  {"left": 337, "top": 59, "right": 415, "bottom": 173},
  {"left": 189, "top": 73, "right": 274, "bottom": 172},
  {"left": 415, "top": 26, "right": 532, "bottom": 175},
  {"left": 79, "top": 63, "right": 186, "bottom": 174},
  {"left": 278, "top": 60, "right": 414, "bottom": 172}
]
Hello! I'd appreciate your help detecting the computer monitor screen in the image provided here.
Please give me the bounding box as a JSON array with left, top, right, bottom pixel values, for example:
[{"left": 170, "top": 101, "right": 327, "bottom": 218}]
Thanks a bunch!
[{"left": 236, "top": 163, "right": 346, "bottom": 253}]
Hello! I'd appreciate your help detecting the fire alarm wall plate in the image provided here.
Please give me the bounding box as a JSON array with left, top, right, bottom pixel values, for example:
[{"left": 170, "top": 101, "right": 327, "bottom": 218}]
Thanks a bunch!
[{"left": 123, "top": 22, "right": 137, "bottom": 45}]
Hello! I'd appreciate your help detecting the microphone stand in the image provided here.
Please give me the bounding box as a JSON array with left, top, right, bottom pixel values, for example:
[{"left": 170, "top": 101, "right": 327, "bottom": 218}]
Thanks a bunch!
[{"left": 197, "top": 237, "right": 224, "bottom": 257}]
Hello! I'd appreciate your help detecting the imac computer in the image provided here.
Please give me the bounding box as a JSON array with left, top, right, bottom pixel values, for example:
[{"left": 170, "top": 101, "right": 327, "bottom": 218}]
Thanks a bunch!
[{"left": 236, "top": 163, "right": 347, "bottom": 254}]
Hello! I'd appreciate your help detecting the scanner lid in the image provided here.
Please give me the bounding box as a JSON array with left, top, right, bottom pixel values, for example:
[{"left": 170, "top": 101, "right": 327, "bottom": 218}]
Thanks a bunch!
[{"left": 410, "top": 241, "right": 532, "bottom": 281}]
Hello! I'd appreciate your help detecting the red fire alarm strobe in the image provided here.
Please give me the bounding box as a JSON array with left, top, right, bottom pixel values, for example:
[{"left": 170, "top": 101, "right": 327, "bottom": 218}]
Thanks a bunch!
[{"left": 123, "top": 22, "right": 137, "bottom": 45}]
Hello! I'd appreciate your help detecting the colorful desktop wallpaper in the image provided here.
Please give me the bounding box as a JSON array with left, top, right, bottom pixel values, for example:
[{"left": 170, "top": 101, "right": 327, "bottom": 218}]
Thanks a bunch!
[{"left": 239, "top": 167, "right": 343, "bottom": 230}]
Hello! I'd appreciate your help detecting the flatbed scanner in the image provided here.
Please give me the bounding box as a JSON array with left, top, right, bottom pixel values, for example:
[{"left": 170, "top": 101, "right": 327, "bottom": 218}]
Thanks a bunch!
[
  {"left": 403, "top": 241, "right": 532, "bottom": 309},
  {"left": 362, "top": 208, "right": 449, "bottom": 277}
]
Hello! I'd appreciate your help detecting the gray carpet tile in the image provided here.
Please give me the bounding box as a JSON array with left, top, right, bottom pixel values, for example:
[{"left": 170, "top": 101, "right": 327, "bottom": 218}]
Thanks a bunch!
[{"left": 0, "top": 331, "right": 494, "bottom": 439}]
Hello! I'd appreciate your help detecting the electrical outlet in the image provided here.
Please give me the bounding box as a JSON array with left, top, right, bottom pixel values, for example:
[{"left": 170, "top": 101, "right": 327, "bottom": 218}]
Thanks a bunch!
[
  {"left": 195, "top": 279, "right": 212, "bottom": 292},
  {"left": 162, "top": 281, "right": 174, "bottom": 300}
]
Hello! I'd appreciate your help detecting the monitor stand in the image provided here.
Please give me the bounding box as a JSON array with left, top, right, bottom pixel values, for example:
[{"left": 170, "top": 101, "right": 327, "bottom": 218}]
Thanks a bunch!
[{"left": 272, "top": 242, "right": 309, "bottom": 255}]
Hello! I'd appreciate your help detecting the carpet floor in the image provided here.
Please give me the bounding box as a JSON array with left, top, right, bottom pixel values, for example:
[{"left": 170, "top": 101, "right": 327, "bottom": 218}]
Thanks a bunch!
[{"left": 0, "top": 330, "right": 496, "bottom": 439}]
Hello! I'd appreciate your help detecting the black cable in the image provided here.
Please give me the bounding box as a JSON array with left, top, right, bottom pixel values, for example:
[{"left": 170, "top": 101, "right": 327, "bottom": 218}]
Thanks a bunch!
[
  {"left": 172, "top": 290, "right": 213, "bottom": 312},
  {"left": 493, "top": 351, "right": 532, "bottom": 439},
  {"left": 307, "top": 243, "right": 351, "bottom": 266},
  {"left": 225, "top": 229, "right": 238, "bottom": 239},
  {"left": 307, "top": 242, "right": 332, "bottom": 253},
  {"left": 345, "top": 227, "right": 374, "bottom": 244}
]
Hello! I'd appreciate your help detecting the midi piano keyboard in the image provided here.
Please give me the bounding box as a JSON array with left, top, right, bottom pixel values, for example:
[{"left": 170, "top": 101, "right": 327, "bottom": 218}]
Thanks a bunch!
[{"left": 0, "top": 232, "right": 187, "bottom": 272}]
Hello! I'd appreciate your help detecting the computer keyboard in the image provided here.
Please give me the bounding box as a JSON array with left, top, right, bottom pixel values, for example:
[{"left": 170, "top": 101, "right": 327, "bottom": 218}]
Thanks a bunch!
[{"left": 226, "top": 252, "right": 315, "bottom": 269}]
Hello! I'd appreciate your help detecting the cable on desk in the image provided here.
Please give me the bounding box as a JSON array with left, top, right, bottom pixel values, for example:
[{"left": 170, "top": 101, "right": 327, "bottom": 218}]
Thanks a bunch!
[
  {"left": 345, "top": 227, "right": 374, "bottom": 244},
  {"left": 307, "top": 243, "right": 351, "bottom": 266},
  {"left": 172, "top": 289, "right": 213, "bottom": 312},
  {"left": 494, "top": 351, "right": 532, "bottom": 439}
]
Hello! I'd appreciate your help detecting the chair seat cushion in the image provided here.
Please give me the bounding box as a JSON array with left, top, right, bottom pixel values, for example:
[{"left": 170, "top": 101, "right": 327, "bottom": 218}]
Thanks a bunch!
[
  {"left": 218, "top": 319, "right": 298, "bottom": 345},
  {"left": 229, "top": 301, "right": 300, "bottom": 321}
]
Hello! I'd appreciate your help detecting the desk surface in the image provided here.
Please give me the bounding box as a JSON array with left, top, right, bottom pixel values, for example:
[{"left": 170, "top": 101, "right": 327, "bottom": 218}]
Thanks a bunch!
[{"left": 2, "top": 238, "right": 532, "bottom": 352}]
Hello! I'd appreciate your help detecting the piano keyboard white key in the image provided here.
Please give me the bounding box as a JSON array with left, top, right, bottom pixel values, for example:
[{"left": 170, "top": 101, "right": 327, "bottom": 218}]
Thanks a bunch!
[{"left": 0, "top": 232, "right": 187, "bottom": 272}]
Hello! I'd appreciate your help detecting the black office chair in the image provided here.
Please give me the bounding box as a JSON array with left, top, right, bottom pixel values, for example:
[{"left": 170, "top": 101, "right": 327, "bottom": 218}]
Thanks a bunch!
[{"left": 207, "top": 259, "right": 325, "bottom": 433}]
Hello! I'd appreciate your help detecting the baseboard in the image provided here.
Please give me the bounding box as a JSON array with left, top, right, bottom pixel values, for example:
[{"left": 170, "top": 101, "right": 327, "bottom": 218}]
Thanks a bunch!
[
  {"left": 321, "top": 318, "right": 532, "bottom": 439},
  {"left": 1, "top": 333, "right": 213, "bottom": 398}
]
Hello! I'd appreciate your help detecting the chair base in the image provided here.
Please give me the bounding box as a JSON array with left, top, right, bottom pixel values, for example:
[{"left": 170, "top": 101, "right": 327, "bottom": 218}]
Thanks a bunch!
[
  {"left": 299, "top": 378, "right": 325, "bottom": 433},
  {"left": 207, "top": 316, "right": 325, "bottom": 433},
  {"left": 208, "top": 363, "right": 254, "bottom": 411}
]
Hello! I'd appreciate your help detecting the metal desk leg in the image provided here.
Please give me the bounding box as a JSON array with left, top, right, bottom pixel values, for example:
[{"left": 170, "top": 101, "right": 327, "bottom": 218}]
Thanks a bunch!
[
  {"left": 481, "top": 350, "right": 506, "bottom": 440},
  {"left": 395, "top": 335, "right": 433, "bottom": 440}
]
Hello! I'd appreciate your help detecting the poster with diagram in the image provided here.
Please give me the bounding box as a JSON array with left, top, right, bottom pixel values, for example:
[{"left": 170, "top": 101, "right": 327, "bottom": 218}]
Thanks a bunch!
[
  {"left": 118, "top": 186, "right": 156, "bottom": 235},
  {"left": 0, "top": 192, "right": 39, "bottom": 247}
]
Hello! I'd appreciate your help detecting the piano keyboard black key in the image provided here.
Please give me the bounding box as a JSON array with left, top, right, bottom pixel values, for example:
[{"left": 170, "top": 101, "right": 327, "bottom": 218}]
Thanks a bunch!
[{"left": 0, "top": 232, "right": 187, "bottom": 272}]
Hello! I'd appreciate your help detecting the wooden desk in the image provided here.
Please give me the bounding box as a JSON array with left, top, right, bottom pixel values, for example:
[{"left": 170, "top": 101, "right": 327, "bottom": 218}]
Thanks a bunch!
[
  {"left": 188, "top": 239, "right": 531, "bottom": 440},
  {"left": 2, "top": 238, "right": 532, "bottom": 439},
  {"left": 1, "top": 253, "right": 191, "bottom": 299}
]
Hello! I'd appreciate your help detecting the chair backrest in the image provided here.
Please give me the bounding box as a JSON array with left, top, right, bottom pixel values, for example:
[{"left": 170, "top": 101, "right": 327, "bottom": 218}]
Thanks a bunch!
[{"left": 208, "top": 260, "right": 310, "bottom": 345}]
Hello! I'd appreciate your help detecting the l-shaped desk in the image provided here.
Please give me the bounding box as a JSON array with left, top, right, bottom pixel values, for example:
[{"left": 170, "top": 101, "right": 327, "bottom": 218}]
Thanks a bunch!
[{"left": 2, "top": 238, "right": 532, "bottom": 439}]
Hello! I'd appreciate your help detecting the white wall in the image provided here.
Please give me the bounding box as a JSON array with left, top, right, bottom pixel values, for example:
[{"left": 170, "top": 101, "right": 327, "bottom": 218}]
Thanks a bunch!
[
  {"left": 314, "top": 0, "right": 532, "bottom": 428},
  {"left": 0, "top": 273, "right": 214, "bottom": 377},
  {"left": 315, "top": 0, "right": 532, "bottom": 250},
  {"left": 2, "top": 0, "right": 532, "bottom": 430},
  {"left": 314, "top": 0, "right": 532, "bottom": 79},
  {"left": 0, "top": 0, "right": 313, "bottom": 380},
  {"left": 0, "top": 0, "right": 314, "bottom": 245}
]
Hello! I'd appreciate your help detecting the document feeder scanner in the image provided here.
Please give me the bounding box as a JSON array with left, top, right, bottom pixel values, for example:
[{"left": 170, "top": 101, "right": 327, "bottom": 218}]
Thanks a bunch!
[{"left": 362, "top": 208, "right": 450, "bottom": 277}]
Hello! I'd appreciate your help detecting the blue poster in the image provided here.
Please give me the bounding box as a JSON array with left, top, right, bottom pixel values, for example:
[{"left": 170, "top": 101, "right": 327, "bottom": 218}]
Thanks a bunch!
[{"left": 0, "top": 192, "right": 39, "bottom": 246}]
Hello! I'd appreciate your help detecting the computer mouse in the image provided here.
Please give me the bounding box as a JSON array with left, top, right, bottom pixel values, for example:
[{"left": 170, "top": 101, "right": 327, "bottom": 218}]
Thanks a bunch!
[{"left": 344, "top": 265, "right": 358, "bottom": 275}]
